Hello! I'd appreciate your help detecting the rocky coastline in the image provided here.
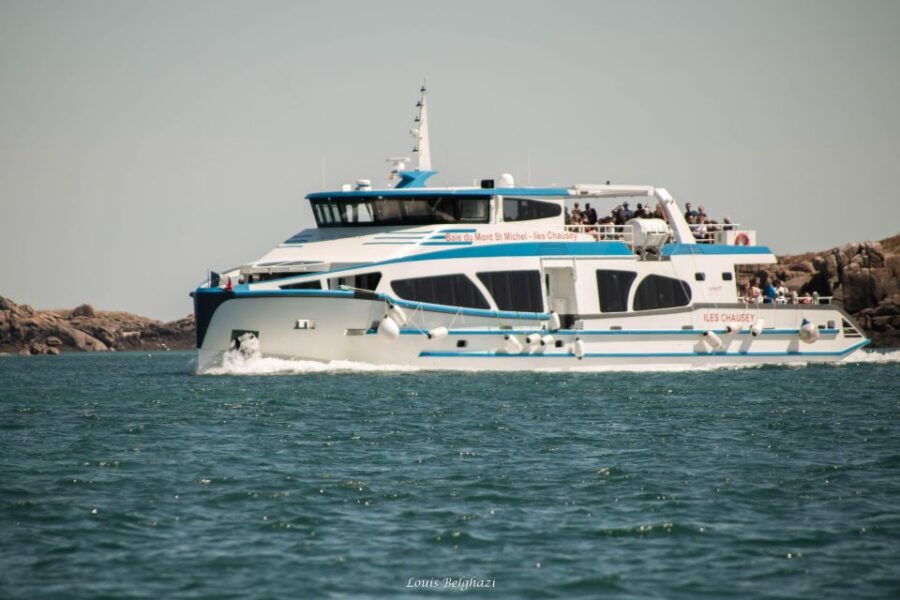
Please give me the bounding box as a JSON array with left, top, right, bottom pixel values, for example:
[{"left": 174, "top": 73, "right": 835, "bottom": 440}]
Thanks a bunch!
[
  {"left": 2, "top": 234, "right": 898, "bottom": 356},
  {"left": 740, "top": 234, "right": 900, "bottom": 348},
  {"left": 0, "top": 298, "right": 194, "bottom": 356}
]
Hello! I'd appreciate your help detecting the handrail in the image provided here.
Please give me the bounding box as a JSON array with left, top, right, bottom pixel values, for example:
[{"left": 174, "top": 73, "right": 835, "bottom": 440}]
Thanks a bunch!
[
  {"left": 563, "top": 223, "right": 635, "bottom": 243},
  {"left": 739, "top": 295, "right": 833, "bottom": 305}
]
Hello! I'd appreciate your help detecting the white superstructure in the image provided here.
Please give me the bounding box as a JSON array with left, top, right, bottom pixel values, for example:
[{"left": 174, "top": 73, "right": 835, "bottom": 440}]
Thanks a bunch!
[{"left": 192, "top": 86, "right": 869, "bottom": 371}]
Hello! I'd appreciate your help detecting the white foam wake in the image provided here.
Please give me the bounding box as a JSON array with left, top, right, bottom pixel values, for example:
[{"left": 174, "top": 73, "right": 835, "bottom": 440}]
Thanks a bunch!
[
  {"left": 196, "top": 345, "right": 899, "bottom": 376},
  {"left": 198, "top": 338, "right": 419, "bottom": 375},
  {"left": 842, "top": 348, "right": 900, "bottom": 364}
]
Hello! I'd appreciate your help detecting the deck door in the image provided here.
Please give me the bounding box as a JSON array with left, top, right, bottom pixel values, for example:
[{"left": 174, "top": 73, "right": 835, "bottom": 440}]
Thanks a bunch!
[{"left": 541, "top": 259, "right": 578, "bottom": 315}]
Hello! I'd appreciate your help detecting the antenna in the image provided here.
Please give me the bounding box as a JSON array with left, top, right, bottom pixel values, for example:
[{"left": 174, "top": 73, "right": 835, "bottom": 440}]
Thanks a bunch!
[
  {"left": 527, "top": 151, "right": 532, "bottom": 186},
  {"left": 411, "top": 79, "right": 432, "bottom": 171}
]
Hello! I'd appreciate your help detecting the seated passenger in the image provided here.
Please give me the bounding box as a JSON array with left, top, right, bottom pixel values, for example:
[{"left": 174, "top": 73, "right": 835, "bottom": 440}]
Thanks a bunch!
[
  {"left": 775, "top": 280, "right": 790, "bottom": 303},
  {"left": 598, "top": 216, "right": 615, "bottom": 240},
  {"left": 748, "top": 278, "right": 762, "bottom": 303}
]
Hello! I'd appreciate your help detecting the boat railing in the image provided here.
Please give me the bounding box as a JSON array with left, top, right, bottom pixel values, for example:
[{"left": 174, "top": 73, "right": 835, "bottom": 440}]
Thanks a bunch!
[
  {"left": 688, "top": 223, "right": 743, "bottom": 244},
  {"left": 563, "top": 224, "right": 635, "bottom": 244},
  {"left": 739, "top": 295, "right": 834, "bottom": 305},
  {"left": 564, "top": 222, "right": 744, "bottom": 245}
]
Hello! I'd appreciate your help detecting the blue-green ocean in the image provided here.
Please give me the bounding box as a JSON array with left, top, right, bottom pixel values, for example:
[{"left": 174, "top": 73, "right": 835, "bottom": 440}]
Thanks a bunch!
[{"left": 1, "top": 351, "right": 899, "bottom": 598}]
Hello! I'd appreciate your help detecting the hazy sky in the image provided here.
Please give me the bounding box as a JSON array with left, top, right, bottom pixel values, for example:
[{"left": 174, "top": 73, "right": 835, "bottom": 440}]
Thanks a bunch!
[{"left": 1, "top": 0, "right": 898, "bottom": 320}]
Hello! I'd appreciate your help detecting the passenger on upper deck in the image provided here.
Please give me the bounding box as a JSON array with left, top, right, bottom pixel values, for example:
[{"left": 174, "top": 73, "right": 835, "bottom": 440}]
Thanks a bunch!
[
  {"left": 775, "top": 280, "right": 790, "bottom": 303},
  {"left": 763, "top": 279, "right": 777, "bottom": 303},
  {"left": 571, "top": 202, "right": 584, "bottom": 224},
  {"left": 584, "top": 203, "right": 597, "bottom": 225},
  {"left": 684, "top": 202, "right": 698, "bottom": 220}
]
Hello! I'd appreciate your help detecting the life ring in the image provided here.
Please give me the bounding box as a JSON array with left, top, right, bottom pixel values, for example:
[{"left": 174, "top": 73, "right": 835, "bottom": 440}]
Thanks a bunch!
[{"left": 734, "top": 232, "right": 750, "bottom": 246}]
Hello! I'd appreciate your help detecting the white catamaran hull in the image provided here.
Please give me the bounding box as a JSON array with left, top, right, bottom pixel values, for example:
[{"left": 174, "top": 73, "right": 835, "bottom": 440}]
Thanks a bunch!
[{"left": 196, "top": 292, "right": 869, "bottom": 372}]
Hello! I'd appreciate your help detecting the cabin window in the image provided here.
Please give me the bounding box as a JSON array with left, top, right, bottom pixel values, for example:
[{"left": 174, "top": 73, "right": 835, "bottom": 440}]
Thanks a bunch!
[
  {"left": 310, "top": 196, "right": 490, "bottom": 227},
  {"left": 695, "top": 272, "right": 706, "bottom": 281},
  {"left": 596, "top": 270, "right": 636, "bottom": 313},
  {"left": 329, "top": 272, "right": 382, "bottom": 292},
  {"left": 633, "top": 275, "right": 692, "bottom": 311},
  {"left": 722, "top": 272, "right": 734, "bottom": 281},
  {"left": 391, "top": 274, "right": 489, "bottom": 309},
  {"left": 280, "top": 280, "right": 322, "bottom": 290},
  {"left": 476, "top": 270, "right": 544, "bottom": 312},
  {"left": 503, "top": 198, "right": 562, "bottom": 222}
]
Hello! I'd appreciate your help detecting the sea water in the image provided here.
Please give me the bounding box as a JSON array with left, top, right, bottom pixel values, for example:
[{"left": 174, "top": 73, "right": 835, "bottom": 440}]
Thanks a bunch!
[{"left": 1, "top": 350, "right": 898, "bottom": 598}]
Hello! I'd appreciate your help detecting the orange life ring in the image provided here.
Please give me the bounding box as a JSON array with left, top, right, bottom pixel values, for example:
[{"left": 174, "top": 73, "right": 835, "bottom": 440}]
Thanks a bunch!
[{"left": 734, "top": 232, "right": 750, "bottom": 246}]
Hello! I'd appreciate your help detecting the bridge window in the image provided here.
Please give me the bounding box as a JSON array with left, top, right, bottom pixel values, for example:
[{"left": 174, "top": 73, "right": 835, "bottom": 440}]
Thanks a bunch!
[
  {"left": 329, "top": 272, "right": 382, "bottom": 292},
  {"left": 596, "top": 270, "right": 636, "bottom": 313},
  {"left": 311, "top": 196, "right": 490, "bottom": 227},
  {"left": 477, "top": 270, "right": 544, "bottom": 312},
  {"left": 633, "top": 275, "right": 692, "bottom": 311},
  {"left": 503, "top": 198, "right": 562, "bottom": 222},
  {"left": 391, "top": 274, "right": 489, "bottom": 309}
]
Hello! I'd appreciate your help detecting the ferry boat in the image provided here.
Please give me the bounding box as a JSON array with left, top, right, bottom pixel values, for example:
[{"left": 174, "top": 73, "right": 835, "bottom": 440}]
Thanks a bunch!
[{"left": 192, "top": 85, "right": 870, "bottom": 371}]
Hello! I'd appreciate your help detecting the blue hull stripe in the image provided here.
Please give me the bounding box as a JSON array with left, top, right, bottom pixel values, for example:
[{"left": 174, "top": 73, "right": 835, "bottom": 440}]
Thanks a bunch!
[
  {"left": 419, "top": 340, "right": 870, "bottom": 359},
  {"left": 374, "top": 328, "right": 841, "bottom": 336}
]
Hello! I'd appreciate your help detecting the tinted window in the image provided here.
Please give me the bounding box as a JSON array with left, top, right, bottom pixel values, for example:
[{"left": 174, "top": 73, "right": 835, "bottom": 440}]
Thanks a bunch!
[
  {"left": 477, "top": 270, "right": 543, "bottom": 312},
  {"left": 391, "top": 274, "right": 489, "bottom": 309},
  {"left": 503, "top": 198, "right": 562, "bottom": 222},
  {"left": 633, "top": 275, "right": 692, "bottom": 311},
  {"left": 596, "top": 270, "right": 636, "bottom": 313},
  {"left": 280, "top": 280, "right": 322, "bottom": 290},
  {"left": 311, "top": 196, "right": 490, "bottom": 227},
  {"left": 329, "top": 272, "right": 382, "bottom": 291}
]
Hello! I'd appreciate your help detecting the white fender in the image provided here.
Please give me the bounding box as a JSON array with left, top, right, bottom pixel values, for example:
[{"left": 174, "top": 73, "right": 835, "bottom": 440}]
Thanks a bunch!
[
  {"left": 703, "top": 330, "right": 724, "bottom": 350},
  {"left": 572, "top": 338, "right": 585, "bottom": 360},
  {"left": 377, "top": 316, "right": 400, "bottom": 341},
  {"left": 750, "top": 318, "right": 765, "bottom": 337},
  {"left": 547, "top": 311, "right": 561, "bottom": 332},
  {"left": 426, "top": 326, "right": 448, "bottom": 341},
  {"left": 525, "top": 333, "right": 542, "bottom": 346},
  {"left": 387, "top": 304, "right": 408, "bottom": 326},
  {"left": 799, "top": 319, "right": 819, "bottom": 344},
  {"left": 725, "top": 323, "right": 743, "bottom": 334},
  {"left": 503, "top": 334, "right": 523, "bottom": 354},
  {"left": 540, "top": 334, "right": 554, "bottom": 347}
]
